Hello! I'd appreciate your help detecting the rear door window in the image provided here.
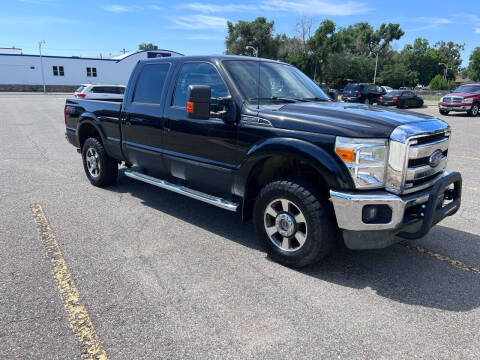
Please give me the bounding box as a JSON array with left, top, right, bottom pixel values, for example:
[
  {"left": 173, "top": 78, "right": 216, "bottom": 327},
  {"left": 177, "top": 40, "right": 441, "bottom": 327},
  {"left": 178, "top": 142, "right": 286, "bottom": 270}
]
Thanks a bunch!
[
  {"left": 133, "top": 63, "right": 171, "bottom": 104},
  {"left": 172, "top": 62, "right": 228, "bottom": 108},
  {"left": 344, "top": 84, "right": 360, "bottom": 94},
  {"left": 104, "top": 86, "right": 119, "bottom": 94}
]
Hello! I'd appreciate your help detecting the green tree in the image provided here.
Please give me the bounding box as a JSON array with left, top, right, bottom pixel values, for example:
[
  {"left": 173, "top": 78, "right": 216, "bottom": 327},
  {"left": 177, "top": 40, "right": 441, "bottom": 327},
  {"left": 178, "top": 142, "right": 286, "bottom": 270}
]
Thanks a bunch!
[
  {"left": 138, "top": 43, "right": 158, "bottom": 50},
  {"left": 339, "top": 22, "right": 404, "bottom": 56},
  {"left": 308, "top": 19, "right": 343, "bottom": 81},
  {"left": 429, "top": 74, "right": 452, "bottom": 90},
  {"left": 465, "top": 47, "right": 480, "bottom": 81},
  {"left": 225, "top": 17, "right": 281, "bottom": 59},
  {"left": 401, "top": 38, "right": 441, "bottom": 86},
  {"left": 434, "top": 41, "right": 465, "bottom": 79},
  {"left": 377, "top": 62, "right": 418, "bottom": 88}
]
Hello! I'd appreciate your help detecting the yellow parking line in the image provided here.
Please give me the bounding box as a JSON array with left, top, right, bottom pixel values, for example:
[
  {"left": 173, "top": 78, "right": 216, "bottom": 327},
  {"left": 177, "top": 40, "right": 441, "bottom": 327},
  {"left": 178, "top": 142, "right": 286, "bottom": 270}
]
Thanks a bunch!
[
  {"left": 31, "top": 204, "right": 108, "bottom": 360},
  {"left": 465, "top": 185, "right": 480, "bottom": 192},
  {"left": 399, "top": 241, "right": 480, "bottom": 276}
]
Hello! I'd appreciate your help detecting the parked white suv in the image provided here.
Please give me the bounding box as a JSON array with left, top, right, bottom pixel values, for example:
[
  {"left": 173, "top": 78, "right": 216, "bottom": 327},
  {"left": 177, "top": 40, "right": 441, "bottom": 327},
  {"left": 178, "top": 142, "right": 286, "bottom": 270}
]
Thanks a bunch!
[{"left": 74, "top": 84, "right": 125, "bottom": 100}]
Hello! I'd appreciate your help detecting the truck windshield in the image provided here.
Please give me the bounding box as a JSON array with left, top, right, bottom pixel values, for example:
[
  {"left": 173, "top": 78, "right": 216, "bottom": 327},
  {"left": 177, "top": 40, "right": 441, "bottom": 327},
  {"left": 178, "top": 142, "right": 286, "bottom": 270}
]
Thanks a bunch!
[
  {"left": 223, "top": 60, "right": 330, "bottom": 104},
  {"left": 454, "top": 85, "right": 480, "bottom": 94}
]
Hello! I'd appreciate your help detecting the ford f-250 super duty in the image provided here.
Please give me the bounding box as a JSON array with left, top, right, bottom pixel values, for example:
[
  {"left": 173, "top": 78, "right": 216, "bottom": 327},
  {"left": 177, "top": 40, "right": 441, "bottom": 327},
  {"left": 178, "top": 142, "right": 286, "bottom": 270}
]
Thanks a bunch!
[{"left": 65, "top": 55, "right": 462, "bottom": 267}]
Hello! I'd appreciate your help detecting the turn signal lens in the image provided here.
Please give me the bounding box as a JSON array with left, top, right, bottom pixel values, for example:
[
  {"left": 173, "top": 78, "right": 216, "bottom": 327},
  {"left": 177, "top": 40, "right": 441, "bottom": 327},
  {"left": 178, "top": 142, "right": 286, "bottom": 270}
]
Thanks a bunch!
[
  {"left": 187, "top": 101, "right": 194, "bottom": 113},
  {"left": 335, "top": 148, "right": 355, "bottom": 163}
]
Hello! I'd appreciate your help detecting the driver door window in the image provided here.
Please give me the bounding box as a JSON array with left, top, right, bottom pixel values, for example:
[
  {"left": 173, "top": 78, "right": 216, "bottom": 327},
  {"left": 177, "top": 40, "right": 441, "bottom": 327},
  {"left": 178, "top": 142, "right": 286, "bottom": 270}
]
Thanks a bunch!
[{"left": 172, "top": 62, "right": 228, "bottom": 109}]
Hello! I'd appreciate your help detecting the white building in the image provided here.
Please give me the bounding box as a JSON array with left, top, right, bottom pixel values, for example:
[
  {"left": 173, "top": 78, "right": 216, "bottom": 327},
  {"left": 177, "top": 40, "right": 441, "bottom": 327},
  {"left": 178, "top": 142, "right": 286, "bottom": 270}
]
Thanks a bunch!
[{"left": 0, "top": 49, "right": 183, "bottom": 91}]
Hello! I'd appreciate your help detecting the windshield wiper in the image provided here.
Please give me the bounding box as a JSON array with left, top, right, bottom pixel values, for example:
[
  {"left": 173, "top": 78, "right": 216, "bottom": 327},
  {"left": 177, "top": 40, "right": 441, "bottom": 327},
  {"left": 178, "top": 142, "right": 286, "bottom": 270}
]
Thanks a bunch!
[
  {"left": 297, "top": 97, "right": 330, "bottom": 102},
  {"left": 248, "top": 97, "right": 298, "bottom": 103}
]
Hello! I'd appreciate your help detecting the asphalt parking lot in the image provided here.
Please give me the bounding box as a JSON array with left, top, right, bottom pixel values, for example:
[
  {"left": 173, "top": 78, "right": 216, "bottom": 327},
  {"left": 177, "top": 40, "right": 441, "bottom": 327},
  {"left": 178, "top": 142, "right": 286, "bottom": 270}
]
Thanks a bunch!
[{"left": 1, "top": 93, "right": 480, "bottom": 359}]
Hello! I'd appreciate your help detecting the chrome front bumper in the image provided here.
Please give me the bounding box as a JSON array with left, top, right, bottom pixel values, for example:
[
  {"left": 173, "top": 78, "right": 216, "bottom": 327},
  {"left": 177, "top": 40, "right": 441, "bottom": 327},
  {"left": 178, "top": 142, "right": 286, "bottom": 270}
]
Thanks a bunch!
[
  {"left": 329, "top": 171, "right": 462, "bottom": 249},
  {"left": 330, "top": 189, "right": 428, "bottom": 231},
  {"left": 439, "top": 104, "right": 470, "bottom": 111}
]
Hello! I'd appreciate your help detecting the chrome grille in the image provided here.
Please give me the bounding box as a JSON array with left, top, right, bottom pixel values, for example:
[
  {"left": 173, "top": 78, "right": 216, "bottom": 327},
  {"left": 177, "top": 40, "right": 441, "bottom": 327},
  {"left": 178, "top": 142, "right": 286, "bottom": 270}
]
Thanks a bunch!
[
  {"left": 386, "top": 120, "right": 450, "bottom": 195},
  {"left": 404, "top": 132, "right": 449, "bottom": 193},
  {"left": 443, "top": 96, "right": 462, "bottom": 104}
]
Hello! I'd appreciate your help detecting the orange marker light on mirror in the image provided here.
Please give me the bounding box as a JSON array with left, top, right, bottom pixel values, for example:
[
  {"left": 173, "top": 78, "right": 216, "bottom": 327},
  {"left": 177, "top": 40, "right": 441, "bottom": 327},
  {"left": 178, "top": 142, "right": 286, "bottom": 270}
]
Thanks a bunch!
[
  {"left": 335, "top": 147, "right": 355, "bottom": 163},
  {"left": 187, "top": 101, "right": 194, "bottom": 113}
]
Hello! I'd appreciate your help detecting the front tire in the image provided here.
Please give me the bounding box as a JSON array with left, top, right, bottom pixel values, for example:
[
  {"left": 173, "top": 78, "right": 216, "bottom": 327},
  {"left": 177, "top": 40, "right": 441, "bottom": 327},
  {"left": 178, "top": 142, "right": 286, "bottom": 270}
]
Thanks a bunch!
[
  {"left": 253, "top": 180, "right": 336, "bottom": 267},
  {"left": 364, "top": 98, "right": 370, "bottom": 105},
  {"left": 468, "top": 103, "right": 479, "bottom": 117},
  {"left": 82, "top": 137, "right": 118, "bottom": 187},
  {"left": 439, "top": 109, "right": 449, "bottom": 115}
]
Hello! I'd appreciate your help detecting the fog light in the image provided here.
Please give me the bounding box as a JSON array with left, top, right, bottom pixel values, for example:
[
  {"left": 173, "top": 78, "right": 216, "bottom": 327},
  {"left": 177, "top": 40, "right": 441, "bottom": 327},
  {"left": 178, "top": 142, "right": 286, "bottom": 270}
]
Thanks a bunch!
[
  {"left": 362, "top": 205, "right": 392, "bottom": 224},
  {"left": 362, "top": 205, "right": 378, "bottom": 223}
]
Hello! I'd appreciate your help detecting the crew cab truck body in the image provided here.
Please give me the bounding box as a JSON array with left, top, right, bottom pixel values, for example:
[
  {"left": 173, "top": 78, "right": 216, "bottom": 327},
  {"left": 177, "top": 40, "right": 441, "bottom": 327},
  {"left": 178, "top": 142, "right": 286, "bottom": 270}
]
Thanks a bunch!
[
  {"left": 65, "top": 55, "right": 462, "bottom": 267},
  {"left": 438, "top": 84, "right": 480, "bottom": 116}
]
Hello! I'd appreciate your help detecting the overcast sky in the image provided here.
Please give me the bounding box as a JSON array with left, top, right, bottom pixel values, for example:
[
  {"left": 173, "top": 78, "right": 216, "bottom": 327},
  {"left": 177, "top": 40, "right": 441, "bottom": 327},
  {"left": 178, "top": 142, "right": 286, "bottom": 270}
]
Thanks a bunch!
[{"left": 1, "top": 0, "right": 478, "bottom": 65}]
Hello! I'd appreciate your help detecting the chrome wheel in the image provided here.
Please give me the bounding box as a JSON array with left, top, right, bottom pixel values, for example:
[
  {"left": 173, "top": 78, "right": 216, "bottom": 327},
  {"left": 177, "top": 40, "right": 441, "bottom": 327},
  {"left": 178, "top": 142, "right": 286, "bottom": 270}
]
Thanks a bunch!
[
  {"left": 472, "top": 104, "right": 479, "bottom": 116},
  {"left": 264, "top": 198, "right": 308, "bottom": 252},
  {"left": 86, "top": 147, "right": 101, "bottom": 178}
]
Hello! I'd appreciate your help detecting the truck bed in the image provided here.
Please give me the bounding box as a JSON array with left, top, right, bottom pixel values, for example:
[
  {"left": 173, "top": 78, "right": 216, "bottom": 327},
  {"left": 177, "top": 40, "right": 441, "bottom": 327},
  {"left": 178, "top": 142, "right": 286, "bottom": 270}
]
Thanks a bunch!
[{"left": 65, "top": 98, "right": 123, "bottom": 161}]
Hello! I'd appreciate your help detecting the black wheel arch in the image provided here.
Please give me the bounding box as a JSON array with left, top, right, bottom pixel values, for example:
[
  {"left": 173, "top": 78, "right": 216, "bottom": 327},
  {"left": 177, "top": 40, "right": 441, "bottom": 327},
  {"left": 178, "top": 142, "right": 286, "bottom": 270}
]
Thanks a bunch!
[
  {"left": 236, "top": 138, "right": 354, "bottom": 221},
  {"left": 76, "top": 114, "right": 107, "bottom": 150}
]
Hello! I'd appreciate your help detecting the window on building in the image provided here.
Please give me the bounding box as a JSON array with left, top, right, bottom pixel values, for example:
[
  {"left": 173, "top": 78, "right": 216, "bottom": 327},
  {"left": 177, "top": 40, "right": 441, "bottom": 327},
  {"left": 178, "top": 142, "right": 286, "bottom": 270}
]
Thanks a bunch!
[
  {"left": 52, "top": 66, "right": 64, "bottom": 76},
  {"left": 133, "top": 63, "right": 171, "bottom": 104},
  {"left": 87, "top": 67, "right": 97, "bottom": 77}
]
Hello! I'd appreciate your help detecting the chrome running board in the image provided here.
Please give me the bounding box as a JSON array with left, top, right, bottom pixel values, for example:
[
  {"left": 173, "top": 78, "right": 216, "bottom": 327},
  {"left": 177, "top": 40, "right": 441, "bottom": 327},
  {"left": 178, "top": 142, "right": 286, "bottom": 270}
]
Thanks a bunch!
[{"left": 124, "top": 169, "right": 239, "bottom": 212}]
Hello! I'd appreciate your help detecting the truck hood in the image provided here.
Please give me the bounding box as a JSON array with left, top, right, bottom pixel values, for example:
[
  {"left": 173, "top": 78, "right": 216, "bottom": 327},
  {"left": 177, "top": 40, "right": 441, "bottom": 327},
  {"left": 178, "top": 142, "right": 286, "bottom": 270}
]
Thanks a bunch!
[
  {"left": 445, "top": 92, "right": 476, "bottom": 98},
  {"left": 257, "top": 101, "right": 436, "bottom": 138}
]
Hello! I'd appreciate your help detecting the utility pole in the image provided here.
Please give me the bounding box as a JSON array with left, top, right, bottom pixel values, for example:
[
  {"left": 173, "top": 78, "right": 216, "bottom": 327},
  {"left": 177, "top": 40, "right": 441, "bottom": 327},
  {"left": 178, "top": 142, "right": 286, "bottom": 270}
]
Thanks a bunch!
[
  {"left": 372, "top": 51, "right": 379, "bottom": 84},
  {"left": 245, "top": 46, "right": 258, "bottom": 57},
  {"left": 438, "top": 62, "right": 449, "bottom": 80},
  {"left": 39, "top": 40, "right": 46, "bottom": 93},
  {"left": 120, "top": 48, "right": 128, "bottom": 54}
]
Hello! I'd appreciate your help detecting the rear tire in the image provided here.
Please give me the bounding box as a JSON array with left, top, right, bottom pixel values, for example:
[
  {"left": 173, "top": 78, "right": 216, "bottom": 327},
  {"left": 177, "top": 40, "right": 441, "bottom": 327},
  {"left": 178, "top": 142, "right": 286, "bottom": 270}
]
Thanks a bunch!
[
  {"left": 253, "top": 180, "right": 336, "bottom": 268},
  {"left": 82, "top": 137, "right": 118, "bottom": 187},
  {"left": 468, "top": 103, "right": 479, "bottom": 117}
]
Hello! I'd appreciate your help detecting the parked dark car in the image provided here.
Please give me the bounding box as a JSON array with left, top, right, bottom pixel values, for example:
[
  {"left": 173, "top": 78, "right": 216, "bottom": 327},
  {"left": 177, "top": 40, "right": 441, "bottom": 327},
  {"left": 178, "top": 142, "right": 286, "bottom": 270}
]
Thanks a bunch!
[
  {"left": 319, "top": 84, "right": 338, "bottom": 101},
  {"left": 64, "top": 55, "right": 462, "bottom": 268},
  {"left": 379, "top": 90, "right": 424, "bottom": 108},
  {"left": 342, "top": 83, "right": 385, "bottom": 104}
]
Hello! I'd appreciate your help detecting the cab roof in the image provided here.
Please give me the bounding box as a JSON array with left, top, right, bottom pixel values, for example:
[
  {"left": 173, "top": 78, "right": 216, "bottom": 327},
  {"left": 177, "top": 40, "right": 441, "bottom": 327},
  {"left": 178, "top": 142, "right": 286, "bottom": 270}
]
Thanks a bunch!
[{"left": 139, "top": 54, "right": 288, "bottom": 65}]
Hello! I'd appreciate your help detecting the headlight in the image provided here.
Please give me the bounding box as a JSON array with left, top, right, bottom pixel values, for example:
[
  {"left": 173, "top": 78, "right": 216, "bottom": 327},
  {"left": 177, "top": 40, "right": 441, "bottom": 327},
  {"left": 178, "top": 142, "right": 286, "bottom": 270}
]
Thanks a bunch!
[
  {"left": 464, "top": 97, "right": 473, "bottom": 103},
  {"left": 335, "top": 137, "right": 388, "bottom": 189}
]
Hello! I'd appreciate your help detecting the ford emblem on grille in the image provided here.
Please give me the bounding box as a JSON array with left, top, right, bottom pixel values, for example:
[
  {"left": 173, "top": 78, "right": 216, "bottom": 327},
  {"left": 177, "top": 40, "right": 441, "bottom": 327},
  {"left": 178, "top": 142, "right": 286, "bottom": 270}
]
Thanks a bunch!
[{"left": 429, "top": 149, "right": 443, "bottom": 168}]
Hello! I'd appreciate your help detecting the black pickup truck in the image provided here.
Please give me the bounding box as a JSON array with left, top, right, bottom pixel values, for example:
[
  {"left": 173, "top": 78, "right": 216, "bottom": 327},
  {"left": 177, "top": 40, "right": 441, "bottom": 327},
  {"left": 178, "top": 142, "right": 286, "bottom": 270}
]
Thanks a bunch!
[{"left": 65, "top": 55, "right": 462, "bottom": 267}]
